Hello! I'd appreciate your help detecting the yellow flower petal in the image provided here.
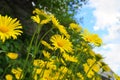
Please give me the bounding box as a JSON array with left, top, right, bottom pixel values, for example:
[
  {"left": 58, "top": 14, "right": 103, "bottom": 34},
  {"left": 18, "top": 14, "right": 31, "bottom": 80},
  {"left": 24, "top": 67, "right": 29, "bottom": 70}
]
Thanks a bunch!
[
  {"left": 6, "top": 52, "right": 18, "bottom": 59},
  {"left": 0, "top": 15, "right": 23, "bottom": 42}
]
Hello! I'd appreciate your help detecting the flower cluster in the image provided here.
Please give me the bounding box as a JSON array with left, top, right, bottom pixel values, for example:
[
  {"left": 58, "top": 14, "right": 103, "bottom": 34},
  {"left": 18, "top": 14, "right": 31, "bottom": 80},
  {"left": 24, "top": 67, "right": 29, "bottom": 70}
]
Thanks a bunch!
[{"left": 0, "top": 8, "right": 119, "bottom": 80}]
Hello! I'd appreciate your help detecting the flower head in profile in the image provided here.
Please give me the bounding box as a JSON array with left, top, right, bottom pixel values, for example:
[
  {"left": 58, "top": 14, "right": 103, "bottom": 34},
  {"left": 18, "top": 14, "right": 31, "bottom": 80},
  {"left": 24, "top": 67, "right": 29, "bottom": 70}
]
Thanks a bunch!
[
  {"left": 31, "top": 8, "right": 51, "bottom": 25},
  {"left": 41, "top": 40, "right": 53, "bottom": 50},
  {"left": 51, "top": 15, "right": 59, "bottom": 27},
  {"left": 6, "top": 52, "right": 18, "bottom": 59},
  {"left": 51, "top": 15, "right": 70, "bottom": 38},
  {"left": 69, "top": 23, "right": 82, "bottom": 32},
  {"left": 31, "top": 14, "right": 51, "bottom": 25},
  {"left": 50, "top": 34, "right": 73, "bottom": 53},
  {"left": 62, "top": 53, "right": 78, "bottom": 62},
  {"left": 0, "top": 15, "right": 23, "bottom": 42},
  {"left": 33, "top": 8, "right": 49, "bottom": 18},
  {"left": 82, "top": 29, "right": 102, "bottom": 46},
  {"left": 31, "top": 15, "right": 40, "bottom": 24},
  {"left": 5, "top": 74, "right": 13, "bottom": 80}
]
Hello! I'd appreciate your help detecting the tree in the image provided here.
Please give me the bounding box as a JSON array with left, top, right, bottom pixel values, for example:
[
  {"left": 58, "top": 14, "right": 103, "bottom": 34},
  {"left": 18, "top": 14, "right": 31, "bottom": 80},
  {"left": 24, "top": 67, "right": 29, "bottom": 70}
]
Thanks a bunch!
[{"left": 0, "top": 0, "right": 87, "bottom": 26}]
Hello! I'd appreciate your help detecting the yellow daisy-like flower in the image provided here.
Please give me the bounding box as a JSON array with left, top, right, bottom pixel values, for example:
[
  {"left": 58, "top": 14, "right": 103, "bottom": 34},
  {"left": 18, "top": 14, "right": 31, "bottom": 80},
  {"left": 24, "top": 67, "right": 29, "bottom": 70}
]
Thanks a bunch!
[
  {"left": 82, "top": 29, "right": 102, "bottom": 46},
  {"left": 0, "top": 15, "right": 23, "bottom": 42},
  {"left": 69, "top": 23, "right": 82, "bottom": 32},
  {"left": 11, "top": 67, "right": 23, "bottom": 79},
  {"left": 50, "top": 34, "right": 73, "bottom": 53},
  {"left": 62, "top": 53, "right": 78, "bottom": 62},
  {"left": 5, "top": 74, "right": 13, "bottom": 80},
  {"left": 6, "top": 52, "right": 18, "bottom": 59}
]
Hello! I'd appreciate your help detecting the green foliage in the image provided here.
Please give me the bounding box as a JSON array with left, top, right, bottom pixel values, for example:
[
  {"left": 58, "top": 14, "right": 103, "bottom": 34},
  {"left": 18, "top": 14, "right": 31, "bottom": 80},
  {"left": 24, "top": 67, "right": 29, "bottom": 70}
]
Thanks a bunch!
[{"left": 35, "top": 0, "right": 87, "bottom": 25}]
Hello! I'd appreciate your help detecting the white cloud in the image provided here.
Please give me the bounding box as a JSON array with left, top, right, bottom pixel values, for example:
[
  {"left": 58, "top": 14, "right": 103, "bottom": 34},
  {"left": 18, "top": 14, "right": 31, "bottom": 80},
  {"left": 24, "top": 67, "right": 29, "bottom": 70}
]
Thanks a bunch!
[
  {"left": 94, "top": 44, "right": 120, "bottom": 75},
  {"left": 88, "top": 0, "right": 120, "bottom": 75},
  {"left": 89, "top": 0, "right": 120, "bottom": 30}
]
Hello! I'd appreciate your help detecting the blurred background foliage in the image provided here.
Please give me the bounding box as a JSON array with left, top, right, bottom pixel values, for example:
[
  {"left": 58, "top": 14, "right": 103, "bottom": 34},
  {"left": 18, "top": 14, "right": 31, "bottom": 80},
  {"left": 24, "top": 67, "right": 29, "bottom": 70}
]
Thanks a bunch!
[{"left": 0, "top": 0, "right": 87, "bottom": 26}]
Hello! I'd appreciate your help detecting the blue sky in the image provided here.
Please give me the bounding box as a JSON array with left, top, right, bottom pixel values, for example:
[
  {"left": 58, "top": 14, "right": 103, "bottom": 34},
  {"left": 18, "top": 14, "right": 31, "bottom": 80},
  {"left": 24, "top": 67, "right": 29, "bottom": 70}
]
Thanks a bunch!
[{"left": 75, "top": 0, "right": 120, "bottom": 75}]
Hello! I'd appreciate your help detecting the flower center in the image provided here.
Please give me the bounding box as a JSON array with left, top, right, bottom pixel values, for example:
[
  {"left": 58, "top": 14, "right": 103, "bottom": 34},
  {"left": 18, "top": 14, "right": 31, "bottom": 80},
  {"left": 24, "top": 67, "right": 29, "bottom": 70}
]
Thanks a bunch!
[
  {"left": 57, "top": 41, "right": 64, "bottom": 47},
  {"left": 0, "top": 27, "right": 9, "bottom": 33}
]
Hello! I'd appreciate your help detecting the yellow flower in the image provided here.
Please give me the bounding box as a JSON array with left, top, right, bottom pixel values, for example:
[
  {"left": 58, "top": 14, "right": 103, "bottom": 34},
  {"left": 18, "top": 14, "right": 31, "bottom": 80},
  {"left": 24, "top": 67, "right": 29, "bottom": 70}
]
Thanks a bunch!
[
  {"left": 83, "top": 63, "right": 95, "bottom": 78},
  {"left": 57, "top": 25, "right": 70, "bottom": 39},
  {"left": 33, "top": 8, "right": 49, "bottom": 18},
  {"left": 82, "top": 29, "right": 102, "bottom": 46},
  {"left": 100, "top": 61, "right": 110, "bottom": 72},
  {"left": 102, "top": 65, "right": 110, "bottom": 72},
  {"left": 42, "top": 69, "right": 52, "bottom": 79},
  {"left": 59, "top": 66, "right": 68, "bottom": 73},
  {"left": 0, "top": 15, "right": 23, "bottom": 42},
  {"left": 34, "top": 68, "right": 42, "bottom": 74},
  {"left": 11, "top": 67, "right": 23, "bottom": 79},
  {"left": 31, "top": 15, "right": 51, "bottom": 25},
  {"left": 46, "top": 61, "right": 56, "bottom": 70},
  {"left": 33, "top": 59, "right": 45, "bottom": 68},
  {"left": 62, "top": 53, "right": 78, "bottom": 62},
  {"left": 32, "top": 8, "right": 51, "bottom": 25},
  {"left": 40, "top": 18, "right": 51, "bottom": 25},
  {"left": 31, "top": 15, "right": 40, "bottom": 24},
  {"left": 83, "top": 63, "right": 89, "bottom": 73},
  {"left": 6, "top": 52, "right": 18, "bottom": 59},
  {"left": 92, "top": 64, "right": 100, "bottom": 72},
  {"left": 51, "top": 15, "right": 70, "bottom": 39},
  {"left": 41, "top": 40, "right": 53, "bottom": 50},
  {"left": 51, "top": 15, "right": 60, "bottom": 27},
  {"left": 87, "top": 58, "right": 96, "bottom": 66},
  {"left": 61, "top": 58, "right": 66, "bottom": 66},
  {"left": 77, "top": 72, "right": 84, "bottom": 80},
  {"left": 5, "top": 74, "right": 13, "bottom": 80},
  {"left": 87, "top": 70, "right": 94, "bottom": 78},
  {"left": 50, "top": 34, "right": 73, "bottom": 53},
  {"left": 69, "top": 23, "right": 82, "bottom": 32},
  {"left": 42, "top": 50, "right": 50, "bottom": 58}
]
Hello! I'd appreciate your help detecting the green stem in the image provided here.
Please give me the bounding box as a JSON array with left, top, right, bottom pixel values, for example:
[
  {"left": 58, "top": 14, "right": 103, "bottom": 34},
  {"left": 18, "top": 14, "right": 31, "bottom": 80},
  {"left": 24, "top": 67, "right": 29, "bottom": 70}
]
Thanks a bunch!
[
  {"left": 1, "top": 64, "right": 11, "bottom": 79},
  {"left": 37, "top": 27, "right": 54, "bottom": 58},
  {"left": 33, "top": 24, "right": 42, "bottom": 58},
  {"left": 21, "top": 25, "right": 41, "bottom": 80},
  {"left": 38, "top": 27, "right": 54, "bottom": 49}
]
